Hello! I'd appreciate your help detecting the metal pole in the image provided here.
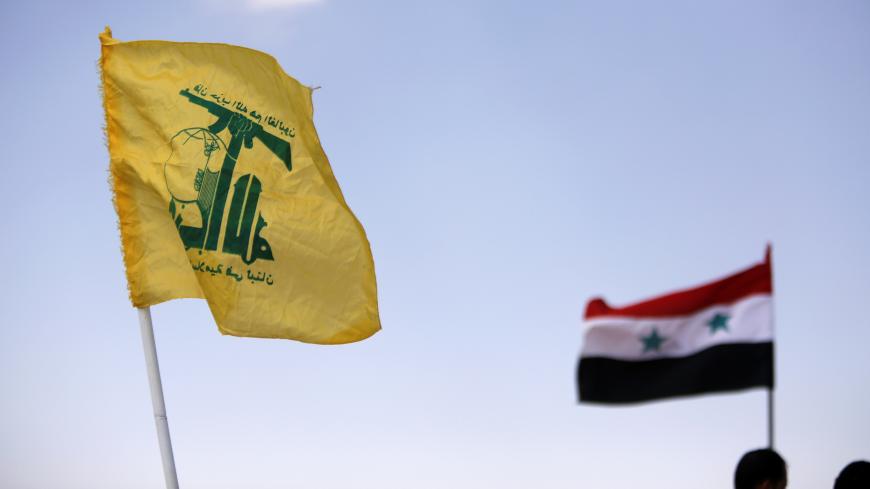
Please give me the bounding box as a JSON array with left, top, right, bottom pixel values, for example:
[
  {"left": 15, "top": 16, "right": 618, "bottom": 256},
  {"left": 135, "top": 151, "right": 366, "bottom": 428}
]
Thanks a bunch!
[
  {"left": 138, "top": 307, "right": 180, "bottom": 489},
  {"left": 766, "top": 245, "right": 776, "bottom": 450},
  {"left": 767, "top": 388, "right": 774, "bottom": 449}
]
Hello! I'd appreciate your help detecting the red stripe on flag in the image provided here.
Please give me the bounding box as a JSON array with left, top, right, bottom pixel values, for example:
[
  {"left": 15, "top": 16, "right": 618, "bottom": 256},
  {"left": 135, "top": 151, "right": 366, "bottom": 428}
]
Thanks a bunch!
[{"left": 585, "top": 248, "right": 772, "bottom": 319}]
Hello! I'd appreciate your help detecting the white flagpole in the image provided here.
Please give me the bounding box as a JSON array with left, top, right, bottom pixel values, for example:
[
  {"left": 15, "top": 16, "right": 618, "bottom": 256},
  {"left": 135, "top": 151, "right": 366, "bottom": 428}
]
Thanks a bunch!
[{"left": 138, "top": 307, "right": 180, "bottom": 489}]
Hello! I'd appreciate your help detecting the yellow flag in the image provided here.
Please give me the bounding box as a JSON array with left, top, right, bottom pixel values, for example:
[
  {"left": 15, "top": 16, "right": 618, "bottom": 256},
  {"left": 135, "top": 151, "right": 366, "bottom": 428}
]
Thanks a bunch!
[{"left": 100, "top": 28, "right": 380, "bottom": 344}]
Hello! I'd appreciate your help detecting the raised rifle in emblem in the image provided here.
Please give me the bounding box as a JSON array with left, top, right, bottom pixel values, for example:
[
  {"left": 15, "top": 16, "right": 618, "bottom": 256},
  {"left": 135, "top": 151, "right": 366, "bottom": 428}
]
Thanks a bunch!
[{"left": 164, "top": 88, "right": 292, "bottom": 264}]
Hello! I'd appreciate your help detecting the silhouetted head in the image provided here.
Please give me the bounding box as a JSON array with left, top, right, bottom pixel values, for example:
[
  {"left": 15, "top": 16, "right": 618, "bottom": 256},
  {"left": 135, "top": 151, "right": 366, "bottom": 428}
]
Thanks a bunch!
[
  {"left": 834, "top": 460, "right": 870, "bottom": 489},
  {"left": 735, "top": 449, "right": 787, "bottom": 489}
]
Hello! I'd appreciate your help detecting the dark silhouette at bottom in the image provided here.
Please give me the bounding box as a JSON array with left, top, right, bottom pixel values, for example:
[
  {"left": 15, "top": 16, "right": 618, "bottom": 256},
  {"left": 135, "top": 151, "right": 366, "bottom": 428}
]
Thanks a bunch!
[
  {"left": 735, "top": 449, "right": 787, "bottom": 489},
  {"left": 834, "top": 460, "right": 870, "bottom": 489}
]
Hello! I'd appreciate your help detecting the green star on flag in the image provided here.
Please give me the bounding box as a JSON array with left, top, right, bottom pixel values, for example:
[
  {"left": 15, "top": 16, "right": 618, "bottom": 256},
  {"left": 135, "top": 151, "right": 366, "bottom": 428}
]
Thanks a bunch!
[
  {"left": 708, "top": 313, "right": 730, "bottom": 334},
  {"left": 640, "top": 327, "right": 666, "bottom": 353}
]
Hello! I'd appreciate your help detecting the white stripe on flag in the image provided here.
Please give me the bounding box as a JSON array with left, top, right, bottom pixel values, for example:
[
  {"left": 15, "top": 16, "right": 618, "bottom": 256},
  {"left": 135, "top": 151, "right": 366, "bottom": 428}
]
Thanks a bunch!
[{"left": 581, "top": 294, "right": 772, "bottom": 361}]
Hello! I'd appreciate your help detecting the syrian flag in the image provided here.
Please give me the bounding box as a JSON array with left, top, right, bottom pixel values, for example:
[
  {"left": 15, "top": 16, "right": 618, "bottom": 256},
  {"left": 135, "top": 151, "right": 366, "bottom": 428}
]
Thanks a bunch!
[{"left": 577, "top": 248, "right": 774, "bottom": 404}]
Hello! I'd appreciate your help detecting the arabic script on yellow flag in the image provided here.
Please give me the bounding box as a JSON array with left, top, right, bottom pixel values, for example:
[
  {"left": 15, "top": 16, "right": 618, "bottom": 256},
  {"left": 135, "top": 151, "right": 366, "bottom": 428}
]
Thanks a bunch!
[{"left": 100, "top": 27, "right": 380, "bottom": 344}]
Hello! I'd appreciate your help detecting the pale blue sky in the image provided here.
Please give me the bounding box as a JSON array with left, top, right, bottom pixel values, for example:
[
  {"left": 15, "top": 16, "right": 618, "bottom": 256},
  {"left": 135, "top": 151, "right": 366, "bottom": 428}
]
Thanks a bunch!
[{"left": 1, "top": 1, "right": 869, "bottom": 488}]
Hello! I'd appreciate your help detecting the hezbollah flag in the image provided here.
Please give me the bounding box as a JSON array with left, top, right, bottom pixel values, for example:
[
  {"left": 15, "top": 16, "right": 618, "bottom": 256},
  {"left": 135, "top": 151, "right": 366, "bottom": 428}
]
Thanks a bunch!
[
  {"left": 100, "top": 28, "right": 380, "bottom": 344},
  {"left": 578, "top": 248, "right": 773, "bottom": 403}
]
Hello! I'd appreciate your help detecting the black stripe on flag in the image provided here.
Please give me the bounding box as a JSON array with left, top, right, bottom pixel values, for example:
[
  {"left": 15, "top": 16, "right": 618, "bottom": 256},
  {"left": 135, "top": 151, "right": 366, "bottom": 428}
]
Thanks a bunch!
[{"left": 578, "top": 342, "right": 773, "bottom": 404}]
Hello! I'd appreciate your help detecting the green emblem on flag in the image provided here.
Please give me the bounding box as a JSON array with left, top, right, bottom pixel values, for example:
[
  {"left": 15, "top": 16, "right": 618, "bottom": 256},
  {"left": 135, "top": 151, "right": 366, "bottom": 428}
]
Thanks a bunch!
[
  {"left": 165, "top": 87, "right": 293, "bottom": 265},
  {"left": 640, "top": 327, "right": 666, "bottom": 353},
  {"left": 707, "top": 313, "right": 730, "bottom": 334}
]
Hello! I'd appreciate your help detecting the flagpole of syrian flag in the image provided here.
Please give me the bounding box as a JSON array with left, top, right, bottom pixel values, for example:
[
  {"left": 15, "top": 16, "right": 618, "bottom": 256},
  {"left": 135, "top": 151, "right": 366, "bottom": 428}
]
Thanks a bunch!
[
  {"left": 768, "top": 246, "right": 776, "bottom": 450},
  {"left": 765, "top": 245, "right": 775, "bottom": 449},
  {"left": 578, "top": 246, "right": 776, "bottom": 447},
  {"left": 138, "top": 307, "right": 180, "bottom": 489},
  {"left": 768, "top": 387, "right": 774, "bottom": 449}
]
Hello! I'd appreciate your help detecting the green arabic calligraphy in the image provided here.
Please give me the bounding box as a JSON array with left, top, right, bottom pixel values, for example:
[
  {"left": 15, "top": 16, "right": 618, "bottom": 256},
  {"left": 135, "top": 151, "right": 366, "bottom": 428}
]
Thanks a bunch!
[
  {"left": 191, "top": 260, "right": 274, "bottom": 286},
  {"left": 165, "top": 88, "right": 293, "bottom": 265},
  {"left": 191, "top": 83, "right": 295, "bottom": 138}
]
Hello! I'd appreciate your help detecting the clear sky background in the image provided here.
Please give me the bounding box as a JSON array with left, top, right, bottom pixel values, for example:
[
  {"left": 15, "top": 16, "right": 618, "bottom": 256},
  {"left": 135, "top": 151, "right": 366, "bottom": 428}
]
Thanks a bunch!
[{"left": 1, "top": 1, "right": 868, "bottom": 488}]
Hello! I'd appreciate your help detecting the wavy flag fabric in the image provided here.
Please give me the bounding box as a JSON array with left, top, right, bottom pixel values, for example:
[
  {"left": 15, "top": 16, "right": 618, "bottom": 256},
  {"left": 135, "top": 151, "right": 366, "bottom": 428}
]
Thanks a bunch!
[
  {"left": 100, "top": 28, "right": 380, "bottom": 344},
  {"left": 577, "top": 248, "right": 774, "bottom": 404}
]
